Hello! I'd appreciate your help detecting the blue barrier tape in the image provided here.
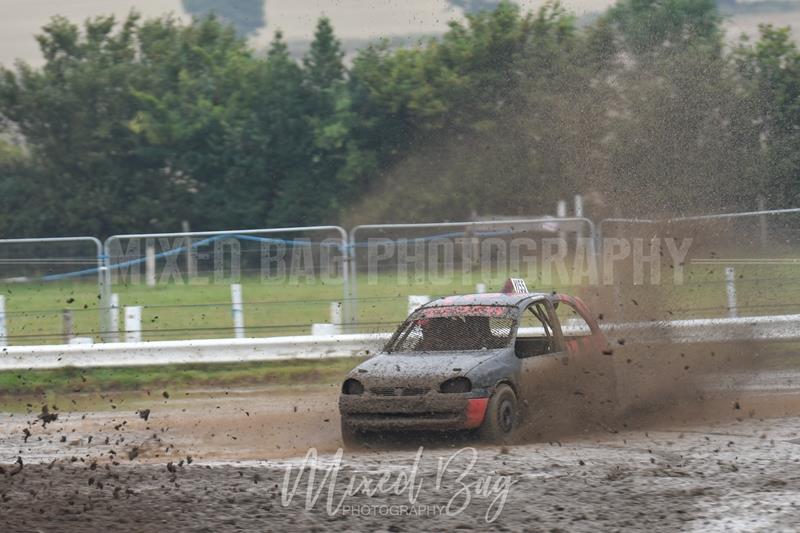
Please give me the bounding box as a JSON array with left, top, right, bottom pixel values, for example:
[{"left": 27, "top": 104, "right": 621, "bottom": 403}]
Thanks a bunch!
[
  {"left": 39, "top": 227, "right": 539, "bottom": 281},
  {"left": 41, "top": 234, "right": 337, "bottom": 281}
]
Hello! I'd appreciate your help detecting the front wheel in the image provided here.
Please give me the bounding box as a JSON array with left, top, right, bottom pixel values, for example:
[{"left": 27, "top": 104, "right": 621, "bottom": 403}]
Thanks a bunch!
[{"left": 478, "top": 384, "right": 520, "bottom": 444}]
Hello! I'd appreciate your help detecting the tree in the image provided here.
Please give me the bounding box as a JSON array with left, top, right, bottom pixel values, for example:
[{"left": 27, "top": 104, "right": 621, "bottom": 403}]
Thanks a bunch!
[
  {"left": 735, "top": 25, "right": 800, "bottom": 207},
  {"left": 232, "top": 31, "right": 315, "bottom": 227},
  {"left": 608, "top": 0, "right": 722, "bottom": 60},
  {"left": 0, "top": 13, "right": 189, "bottom": 236},
  {"left": 2, "top": 1, "right": 799, "bottom": 238},
  {"left": 0, "top": 13, "right": 270, "bottom": 235},
  {"left": 268, "top": 17, "right": 355, "bottom": 226},
  {"left": 303, "top": 17, "right": 345, "bottom": 94},
  {"left": 343, "top": 2, "right": 604, "bottom": 223},
  {"left": 128, "top": 15, "right": 263, "bottom": 229},
  {"left": 602, "top": 0, "right": 765, "bottom": 214},
  {"left": 0, "top": 140, "right": 39, "bottom": 236}
]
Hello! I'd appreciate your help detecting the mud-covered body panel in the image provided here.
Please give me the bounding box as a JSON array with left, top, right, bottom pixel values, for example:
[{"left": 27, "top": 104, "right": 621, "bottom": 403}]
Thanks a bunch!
[
  {"left": 339, "top": 394, "right": 476, "bottom": 430},
  {"left": 350, "top": 350, "right": 507, "bottom": 384},
  {"left": 339, "top": 348, "right": 522, "bottom": 430},
  {"left": 339, "top": 291, "right": 609, "bottom": 433}
]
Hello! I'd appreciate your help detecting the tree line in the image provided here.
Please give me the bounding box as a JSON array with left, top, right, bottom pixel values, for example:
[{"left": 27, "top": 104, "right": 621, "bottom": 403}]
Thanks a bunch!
[{"left": 0, "top": 0, "right": 799, "bottom": 237}]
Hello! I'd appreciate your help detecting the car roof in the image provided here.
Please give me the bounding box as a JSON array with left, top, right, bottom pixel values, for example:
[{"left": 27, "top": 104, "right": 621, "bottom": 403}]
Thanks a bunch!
[{"left": 423, "top": 292, "right": 552, "bottom": 309}]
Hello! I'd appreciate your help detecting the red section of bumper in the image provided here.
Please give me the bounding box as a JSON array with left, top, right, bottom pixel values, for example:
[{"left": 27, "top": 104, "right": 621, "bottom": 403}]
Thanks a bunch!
[{"left": 464, "top": 397, "right": 489, "bottom": 429}]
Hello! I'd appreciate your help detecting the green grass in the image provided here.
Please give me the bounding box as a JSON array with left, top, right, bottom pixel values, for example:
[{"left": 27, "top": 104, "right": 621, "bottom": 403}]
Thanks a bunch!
[
  {"left": 1, "top": 261, "right": 799, "bottom": 344},
  {"left": 0, "top": 271, "right": 547, "bottom": 344},
  {"left": 616, "top": 262, "right": 800, "bottom": 320},
  {"left": 0, "top": 356, "right": 366, "bottom": 399}
]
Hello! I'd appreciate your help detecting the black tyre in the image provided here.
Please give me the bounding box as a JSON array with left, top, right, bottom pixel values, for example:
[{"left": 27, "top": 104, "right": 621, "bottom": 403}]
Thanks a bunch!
[{"left": 478, "top": 384, "right": 520, "bottom": 444}]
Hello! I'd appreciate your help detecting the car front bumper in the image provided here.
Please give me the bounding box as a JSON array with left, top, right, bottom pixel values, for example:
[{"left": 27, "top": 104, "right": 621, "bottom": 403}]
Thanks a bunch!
[{"left": 339, "top": 393, "right": 489, "bottom": 431}]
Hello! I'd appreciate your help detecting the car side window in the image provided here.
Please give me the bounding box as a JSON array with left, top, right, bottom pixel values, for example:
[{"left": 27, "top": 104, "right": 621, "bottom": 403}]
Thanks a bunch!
[
  {"left": 515, "top": 302, "right": 557, "bottom": 358},
  {"left": 554, "top": 300, "right": 593, "bottom": 338}
]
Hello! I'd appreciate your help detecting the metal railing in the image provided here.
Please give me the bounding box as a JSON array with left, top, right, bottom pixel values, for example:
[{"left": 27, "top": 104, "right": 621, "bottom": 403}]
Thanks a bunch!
[
  {"left": 347, "top": 217, "right": 598, "bottom": 325},
  {"left": 597, "top": 207, "right": 800, "bottom": 245},
  {"left": 1, "top": 207, "right": 798, "bottom": 345},
  {"left": 102, "top": 226, "right": 349, "bottom": 342},
  {"left": 0, "top": 236, "right": 105, "bottom": 346},
  {"left": 595, "top": 207, "right": 800, "bottom": 320}
]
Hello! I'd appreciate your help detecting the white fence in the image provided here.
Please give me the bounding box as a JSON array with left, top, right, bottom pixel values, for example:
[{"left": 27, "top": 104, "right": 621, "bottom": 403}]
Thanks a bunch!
[
  {"left": 1, "top": 314, "right": 798, "bottom": 371},
  {"left": 0, "top": 333, "right": 390, "bottom": 370}
]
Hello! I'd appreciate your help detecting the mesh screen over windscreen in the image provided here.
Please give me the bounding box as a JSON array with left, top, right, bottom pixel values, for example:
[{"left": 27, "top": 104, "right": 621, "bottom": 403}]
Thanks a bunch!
[{"left": 387, "top": 315, "right": 515, "bottom": 352}]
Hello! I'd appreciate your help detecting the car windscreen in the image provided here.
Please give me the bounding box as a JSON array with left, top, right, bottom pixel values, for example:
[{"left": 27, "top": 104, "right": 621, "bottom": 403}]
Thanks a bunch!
[{"left": 386, "top": 306, "right": 516, "bottom": 353}]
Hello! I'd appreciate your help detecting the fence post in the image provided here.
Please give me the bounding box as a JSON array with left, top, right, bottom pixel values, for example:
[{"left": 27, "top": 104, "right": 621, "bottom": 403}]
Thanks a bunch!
[
  {"left": 346, "top": 231, "right": 358, "bottom": 330},
  {"left": 125, "top": 306, "right": 142, "bottom": 343},
  {"left": 109, "top": 293, "right": 120, "bottom": 342},
  {"left": 62, "top": 310, "right": 74, "bottom": 344},
  {"left": 145, "top": 244, "right": 156, "bottom": 288},
  {"left": 182, "top": 220, "right": 197, "bottom": 281},
  {"left": 96, "top": 238, "right": 112, "bottom": 343},
  {"left": 574, "top": 194, "right": 584, "bottom": 218},
  {"left": 330, "top": 301, "right": 342, "bottom": 334},
  {"left": 726, "top": 267, "right": 738, "bottom": 318},
  {"left": 231, "top": 283, "right": 245, "bottom": 339},
  {"left": 311, "top": 323, "right": 338, "bottom": 336},
  {"left": 556, "top": 199, "right": 567, "bottom": 245},
  {"left": 556, "top": 200, "right": 567, "bottom": 218},
  {"left": 0, "top": 295, "right": 6, "bottom": 347},
  {"left": 574, "top": 194, "right": 584, "bottom": 240}
]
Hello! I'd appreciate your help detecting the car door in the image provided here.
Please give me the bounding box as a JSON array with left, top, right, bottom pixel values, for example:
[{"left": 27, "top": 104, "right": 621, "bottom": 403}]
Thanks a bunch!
[
  {"left": 514, "top": 300, "right": 571, "bottom": 408},
  {"left": 553, "top": 295, "right": 607, "bottom": 356},
  {"left": 553, "top": 295, "right": 618, "bottom": 413}
]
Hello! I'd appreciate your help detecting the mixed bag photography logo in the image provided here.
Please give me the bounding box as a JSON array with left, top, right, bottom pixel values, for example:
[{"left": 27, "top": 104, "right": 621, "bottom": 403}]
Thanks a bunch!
[{"left": 280, "top": 447, "right": 517, "bottom": 523}]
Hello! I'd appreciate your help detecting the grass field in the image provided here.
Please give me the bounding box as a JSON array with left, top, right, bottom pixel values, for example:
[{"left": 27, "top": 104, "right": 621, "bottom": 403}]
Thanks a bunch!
[
  {"left": 1, "top": 273, "right": 507, "bottom": 344},
  {"left": 1, "top": 260, "right": 799, "bottom": 345},
  {"left": 0, "top": 356, "right": 367, "bottom": 411}
]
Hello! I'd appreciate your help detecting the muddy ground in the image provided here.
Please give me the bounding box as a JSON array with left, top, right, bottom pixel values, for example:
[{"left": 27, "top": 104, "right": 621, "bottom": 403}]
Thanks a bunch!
[{"left": 1, "top": 369, "right": 800, "bottom": 531}]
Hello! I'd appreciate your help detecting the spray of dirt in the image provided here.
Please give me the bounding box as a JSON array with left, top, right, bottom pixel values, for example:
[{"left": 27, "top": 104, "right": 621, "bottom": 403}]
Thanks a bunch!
[{"left": 508, "top": 216, "right": 800, "bottom": 444}]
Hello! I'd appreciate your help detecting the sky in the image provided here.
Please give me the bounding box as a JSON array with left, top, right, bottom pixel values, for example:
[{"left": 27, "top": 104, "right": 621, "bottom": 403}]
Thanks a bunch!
[
  {"left": 0, "top": 0, "right": 612, "bottom": 67},
  {"left": 0, "top": 0, "right": 797, "bottom": 67}
]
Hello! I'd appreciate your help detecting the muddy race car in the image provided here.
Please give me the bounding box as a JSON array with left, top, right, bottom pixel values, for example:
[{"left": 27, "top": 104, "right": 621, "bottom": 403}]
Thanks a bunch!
[{"left": 339, "top": 279, "right": 615, "bottom": 448}]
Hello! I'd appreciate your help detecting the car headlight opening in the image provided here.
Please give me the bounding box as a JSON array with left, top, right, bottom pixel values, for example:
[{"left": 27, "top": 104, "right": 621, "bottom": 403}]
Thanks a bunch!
[
  {"left": 342, "top": 379, "right": 364, "bottom": 395},
  {"left": 440, "top": 377, "right": 472, "bottom": 394}
]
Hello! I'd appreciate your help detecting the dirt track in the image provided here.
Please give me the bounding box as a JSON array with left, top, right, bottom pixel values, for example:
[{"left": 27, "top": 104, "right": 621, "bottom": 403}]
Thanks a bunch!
[{"left": 2, "top": 373, "right": 800, "bottom": 532}]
